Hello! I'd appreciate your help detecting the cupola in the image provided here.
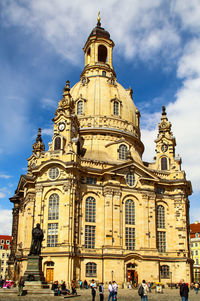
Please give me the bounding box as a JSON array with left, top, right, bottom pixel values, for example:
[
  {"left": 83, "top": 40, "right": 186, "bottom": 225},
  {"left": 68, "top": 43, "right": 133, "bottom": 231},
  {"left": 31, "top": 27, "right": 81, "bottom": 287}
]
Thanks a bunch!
[{"left": 81, "top": 12, "right": 115, "bottom": 78}]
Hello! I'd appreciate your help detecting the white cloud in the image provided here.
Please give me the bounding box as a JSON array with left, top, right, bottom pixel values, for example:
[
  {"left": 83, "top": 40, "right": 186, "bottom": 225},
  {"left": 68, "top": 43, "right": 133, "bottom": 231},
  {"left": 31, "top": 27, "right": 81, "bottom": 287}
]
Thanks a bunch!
[
  {"left": 0, "top": 208, "right": 12, "bottom": 235},
  {"left": 0, "top": 174, "right": 11, "bottom": 179},
  {"left": 1, "top": 0, "right": 181, "bottom": 64},
  {"left": 0, "top": 192, "right": 6, "bottom": 199},
  {"left": 42, "top": 127, "right": 53, "bottom": 136},
  {"left": 41, "top": 98, "right": 57, "bottom": 109},
  {"left": 142, "top": 37, "right": 200, "bottom": 193}
]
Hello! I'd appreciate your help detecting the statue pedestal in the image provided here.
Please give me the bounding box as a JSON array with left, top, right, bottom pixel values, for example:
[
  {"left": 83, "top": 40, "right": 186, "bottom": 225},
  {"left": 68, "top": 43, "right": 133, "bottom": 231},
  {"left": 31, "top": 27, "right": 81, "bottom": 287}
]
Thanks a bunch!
[
  {"left": 23, "top": 255, "right": 53, "bottom": 294},
  {"left": 23, "top": 255, "right": 45, "bottom": 282}
]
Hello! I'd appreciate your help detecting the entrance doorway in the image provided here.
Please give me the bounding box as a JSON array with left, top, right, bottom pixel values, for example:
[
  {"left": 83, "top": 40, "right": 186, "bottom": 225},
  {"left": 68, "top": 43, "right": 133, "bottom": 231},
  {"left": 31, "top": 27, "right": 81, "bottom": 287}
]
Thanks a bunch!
[
  {"left": 46, "top": 268, "right": 54, "bottom": 283},
  {"left": 45, "top": 261, "right": 54, "bottom": 283},
  {"left": 127, "top": 263, "right": 138, "bottom": 286}
]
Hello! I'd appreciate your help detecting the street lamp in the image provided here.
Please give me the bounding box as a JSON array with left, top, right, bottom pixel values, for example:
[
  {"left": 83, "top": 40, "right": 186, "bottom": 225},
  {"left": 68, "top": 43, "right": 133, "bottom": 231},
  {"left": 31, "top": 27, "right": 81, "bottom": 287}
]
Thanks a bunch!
[
  {"left": 111, "top": 270, "right": 114, "bottom": 282},
  {"left": 170, "top": 272, "right": 172, "bottom": 289}
]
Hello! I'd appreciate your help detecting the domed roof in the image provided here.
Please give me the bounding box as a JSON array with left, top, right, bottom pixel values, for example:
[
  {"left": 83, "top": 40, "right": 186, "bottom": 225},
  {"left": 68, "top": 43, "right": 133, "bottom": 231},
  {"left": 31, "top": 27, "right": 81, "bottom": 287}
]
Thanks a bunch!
[
  {"left": 89, "top": 24, "right": 110, "bottom": 40},
  {"left": 70, "top": 76, "right": 140, "bottom": 139}
]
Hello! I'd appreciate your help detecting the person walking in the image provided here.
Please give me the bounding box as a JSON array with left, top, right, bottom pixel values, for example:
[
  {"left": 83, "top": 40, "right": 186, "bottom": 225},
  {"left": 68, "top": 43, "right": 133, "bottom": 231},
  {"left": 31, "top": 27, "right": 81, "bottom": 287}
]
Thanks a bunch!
[
  {"left": 138, "top": 280, "right": 149, "bottom": 301},
  {"left": 107, "top": 281, "right": 113, "bottom": 301},
  {"left": 180, "top": 279, "right": 189, "bottom": 301},
  {"left": 17, "top": 277, "right": 24, "bottom": 296},
  {"left": 194, "top": 282, "right": 199, "bottom": 294},
  {"left": 99, "top": 282, "right": 104, "bottom": 301},
  {"left": 112, "top": 281, "right": 118, "bottom": 301},
  {"left": 90, "top": 279, "right": 97, "bottom": 301}
]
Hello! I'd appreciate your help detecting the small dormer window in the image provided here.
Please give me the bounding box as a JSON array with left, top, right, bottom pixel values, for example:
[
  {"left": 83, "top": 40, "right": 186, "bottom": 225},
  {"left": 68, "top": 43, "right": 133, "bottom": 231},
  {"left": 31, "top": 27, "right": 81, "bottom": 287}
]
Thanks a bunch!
[
  {"left": 77, "top": 100, "right": 83, "bottom": 115},
  {"left": 102, "top": 71, "right": 106, "bottom": 77},
  {"left": 119, "top": 144, "right": 128, "bottom": 160},
  {"left": 113, "top": 101, "right": 119, "bottom": 116}
]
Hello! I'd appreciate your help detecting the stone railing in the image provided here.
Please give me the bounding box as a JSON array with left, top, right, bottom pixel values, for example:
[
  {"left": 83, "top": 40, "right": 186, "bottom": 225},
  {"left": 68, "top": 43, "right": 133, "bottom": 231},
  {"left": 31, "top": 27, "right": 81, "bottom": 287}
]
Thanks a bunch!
[{"left": 79, "top": 116, "right": 140, "bottom": 138}]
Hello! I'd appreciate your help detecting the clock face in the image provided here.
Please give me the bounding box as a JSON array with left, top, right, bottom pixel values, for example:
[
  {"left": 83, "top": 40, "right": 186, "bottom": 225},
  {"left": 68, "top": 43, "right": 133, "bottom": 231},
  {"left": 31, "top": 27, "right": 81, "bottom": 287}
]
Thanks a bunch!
[
  {"left": 161, "top": 144, "right": 168, "bottom": 152},
  {"left": 58, "top": 122, "right": 65, "bottom": 131}
]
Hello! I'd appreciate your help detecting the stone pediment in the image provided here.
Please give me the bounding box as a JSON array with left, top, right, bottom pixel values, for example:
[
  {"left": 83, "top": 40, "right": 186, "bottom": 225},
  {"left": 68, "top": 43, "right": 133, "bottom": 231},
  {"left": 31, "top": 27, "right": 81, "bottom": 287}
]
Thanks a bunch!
[{"left": 102, "top": 161, "right": 159, "bottom": 182}]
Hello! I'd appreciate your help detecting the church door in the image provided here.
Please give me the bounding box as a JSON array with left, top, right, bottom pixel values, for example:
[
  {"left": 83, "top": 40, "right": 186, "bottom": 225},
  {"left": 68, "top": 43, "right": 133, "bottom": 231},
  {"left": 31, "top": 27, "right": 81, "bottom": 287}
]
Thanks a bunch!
[{"left": 46, "top": 268, "right": 54, "bottom": 283}]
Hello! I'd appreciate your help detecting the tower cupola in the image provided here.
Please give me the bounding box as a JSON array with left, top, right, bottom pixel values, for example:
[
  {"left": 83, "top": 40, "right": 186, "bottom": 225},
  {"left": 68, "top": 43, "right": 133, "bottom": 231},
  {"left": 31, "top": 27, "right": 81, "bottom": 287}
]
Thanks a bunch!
[{"left": 81, "top": 12, "right": 115, "bottom": 78}]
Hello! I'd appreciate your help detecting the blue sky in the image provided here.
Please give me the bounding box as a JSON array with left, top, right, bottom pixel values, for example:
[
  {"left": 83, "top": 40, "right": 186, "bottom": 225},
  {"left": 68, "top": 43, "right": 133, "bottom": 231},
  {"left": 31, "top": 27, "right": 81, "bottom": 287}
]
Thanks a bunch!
[{"left": 0, "top": 0, "right": 200, "bottom": 234}]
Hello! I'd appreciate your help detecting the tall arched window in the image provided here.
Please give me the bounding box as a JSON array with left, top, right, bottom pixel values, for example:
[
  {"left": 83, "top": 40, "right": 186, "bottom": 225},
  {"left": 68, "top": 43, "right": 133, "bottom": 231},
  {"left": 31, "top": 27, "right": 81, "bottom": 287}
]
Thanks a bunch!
[
  {"left": 77, "top": 100, "right": 83, "bottom": 115},
  {"left": 119, "top": 144, "right": 128, "bottom": 160},
  {"left": 54, "top": 137, "right": 61, "bottom": 150},
  {"left": 98, "top": 45, "right": 107, "bottom": 63},
  {"left": 86, "top": 262, "right": 97, "bottom": 277},
  {"left": 48, "top": 193, "right": 59, "bottom": 220},
  {"left": 125, "top": 199, "right": 135, "bottom": 250},
  {"left": 113, "top": 101, "right": 119, "bottom": 116},
  {"left": 85, "top": 197, "right": 96, "bottom": 222},
  {"left": 161, "top": 157, "right": 168, "bottom": 170},
  {"left": 157, "top": 205, "right": 165, "bottom": 228},
  {"left": 125, "top": 200, "right": 135, "bottom": 225},
  {"left": 156, "top": 205, "right": 166, "bottom": 252}
]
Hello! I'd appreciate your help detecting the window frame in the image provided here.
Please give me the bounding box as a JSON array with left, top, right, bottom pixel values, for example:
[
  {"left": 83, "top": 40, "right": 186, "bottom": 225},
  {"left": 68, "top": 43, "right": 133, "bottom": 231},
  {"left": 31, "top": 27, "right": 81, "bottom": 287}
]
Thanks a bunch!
[
  {"left": 77, "top": 100, "right": 84, "bottom": 115},
  {"left": 119, "top": 144, "right": 128, "bottom": 160},
  {"left": 86, "top": 262, "right": 97, "bottom": 277},
  {"left": 85, "top": 225, "right": 95, "bottom": 249},
  {"left": 48, "top": 193, "right": 59, "bottom": 220},
  {"left": 47, "top": 223, "right": 58, "bottom": 247}
]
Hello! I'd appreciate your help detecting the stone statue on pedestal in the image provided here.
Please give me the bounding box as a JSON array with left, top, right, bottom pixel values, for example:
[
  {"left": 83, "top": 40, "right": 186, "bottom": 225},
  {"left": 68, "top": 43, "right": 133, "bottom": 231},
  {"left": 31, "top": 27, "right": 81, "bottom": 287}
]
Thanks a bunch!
[{"left": 29, "top": 223, "right": 43, "bottom": 255}]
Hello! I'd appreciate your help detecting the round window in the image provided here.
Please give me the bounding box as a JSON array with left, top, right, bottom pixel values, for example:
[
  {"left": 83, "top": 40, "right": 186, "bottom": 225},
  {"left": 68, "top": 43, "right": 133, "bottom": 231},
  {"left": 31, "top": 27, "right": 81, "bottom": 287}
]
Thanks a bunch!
[
  {"left": 126, "top": 173, "right": 135, "bottom": 187},
  {"left": 49, "top": 167, "right": 59, "bottom": 180}
]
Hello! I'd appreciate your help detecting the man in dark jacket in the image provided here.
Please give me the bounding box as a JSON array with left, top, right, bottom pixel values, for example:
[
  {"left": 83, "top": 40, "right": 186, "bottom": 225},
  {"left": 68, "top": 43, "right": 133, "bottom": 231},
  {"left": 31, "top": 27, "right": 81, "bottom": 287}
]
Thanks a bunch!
[{"left": 180, "top": 279, "right": 189, "bottom": 301}]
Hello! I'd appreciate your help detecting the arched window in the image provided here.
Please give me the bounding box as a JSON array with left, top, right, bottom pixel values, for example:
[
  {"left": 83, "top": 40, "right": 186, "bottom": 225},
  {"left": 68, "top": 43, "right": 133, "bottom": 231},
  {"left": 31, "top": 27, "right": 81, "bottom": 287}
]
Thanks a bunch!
[
  {"left": 113, "top": 101, "right": 119, "bottom": 116},
  {"left": 157, "top": 205, "right": 165, "bottom": 228},
  {"left": 54, "top": 137, "right": 61, "bottom": 150},
  {"left": 161, "top": 157, "right": 168, "bottom": 170},
  {"left": 125, "top": 200, "right": 135, "bottom": 225},
  {"left": 119, "top": 144, "right": 128, "bottom": 160},
  {"left": 125, "top": 199, "right": 135, "bottom": 250},
  {"left": 86, "top": 262, "right": 97, "bottom": 277},
  {"left": 87, "top": 47, "right": 91, "bottom": 64},
  {"left": 160, "top": 265, "right": 170, "bottom": 278},
  {"left": 98, "top": 45, "right": 107, "bottom": 63},
  {"left": 48, "top": 193, "right": 59, "bottom": 220},
  {"left": 85, "top": 197, "right": 96, "bottom": 222},
  {"left": 77, "top": 100, "right": 83, "bottom": 115}
]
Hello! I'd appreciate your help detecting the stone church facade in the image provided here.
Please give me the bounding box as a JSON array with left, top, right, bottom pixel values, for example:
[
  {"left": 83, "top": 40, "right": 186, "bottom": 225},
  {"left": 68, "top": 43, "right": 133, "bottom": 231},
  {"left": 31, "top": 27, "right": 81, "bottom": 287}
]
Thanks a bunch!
[{"left": 8, "top": 18, "right": 192, "bottom": 287}]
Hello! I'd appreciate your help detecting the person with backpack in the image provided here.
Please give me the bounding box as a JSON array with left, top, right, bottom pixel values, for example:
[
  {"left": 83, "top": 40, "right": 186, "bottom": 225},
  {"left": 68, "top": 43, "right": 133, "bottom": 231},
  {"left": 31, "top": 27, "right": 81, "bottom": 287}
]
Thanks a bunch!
[
  {"left": 180, "top": 279, "right": 189, "bottom": 301},
  {"left": 99, "top": 282, "right": 104, "bottom": 301},
  {"left": 138, "top": 280, "right": 149, "bottom": 301}
]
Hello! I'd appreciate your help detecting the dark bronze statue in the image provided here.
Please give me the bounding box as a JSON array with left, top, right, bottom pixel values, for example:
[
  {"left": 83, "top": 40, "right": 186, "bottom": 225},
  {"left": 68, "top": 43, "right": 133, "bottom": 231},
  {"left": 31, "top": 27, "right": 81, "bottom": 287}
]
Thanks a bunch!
[{"left": 29, "top": 223, "right": 44, "bottom": 255}]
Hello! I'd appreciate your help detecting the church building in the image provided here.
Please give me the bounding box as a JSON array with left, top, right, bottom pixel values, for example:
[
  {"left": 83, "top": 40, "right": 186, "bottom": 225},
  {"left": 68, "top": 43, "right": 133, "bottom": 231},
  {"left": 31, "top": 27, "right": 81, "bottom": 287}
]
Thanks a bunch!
[{"left": 8, "top": 16, "right": 192, "bottom": 287}]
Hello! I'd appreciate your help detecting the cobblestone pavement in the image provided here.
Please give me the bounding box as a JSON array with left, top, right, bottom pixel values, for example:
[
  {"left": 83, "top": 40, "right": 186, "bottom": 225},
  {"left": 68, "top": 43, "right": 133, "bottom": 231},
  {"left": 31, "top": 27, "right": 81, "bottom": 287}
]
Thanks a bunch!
[{"left": 0, "top": 288, "right": 199, "bottom": 301}]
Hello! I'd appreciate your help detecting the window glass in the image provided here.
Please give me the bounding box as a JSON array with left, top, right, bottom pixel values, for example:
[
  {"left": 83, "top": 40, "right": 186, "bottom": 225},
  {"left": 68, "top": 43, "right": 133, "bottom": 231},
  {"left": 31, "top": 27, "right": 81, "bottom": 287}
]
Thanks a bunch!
[
  {"left": 125, "top": 200, "right": 135, "bottom": 225},
  {"left": 85, "top": 225, "right": 95, "bottom": 249},
  {"left": 125, "top": 227, "right": 135, "bottom": 250},
  {"left": 157, "top": 231, "right": 166, "bottom": 252},
  {"left": 157, "top": 205, "right": 165, "bottom": 228},
  {"left": 85, "top": 197, "right": 96, "bottom": 223},
  {"left": 48, "top": 193, "right": 59, "bottom": 220},
  {"left": 86, "top": 262, "right": 97, "bottom": 277},
  {"left": 113, "top": 101, "right": 119, "bottom": 116},
  {"left": 161, "top": 265, "right": 170, "bottom": 278},
  {"left": 126, "top": 173, "right": 135, "bottom": 187},
  {"left": 47, "top": 223, "right": 58, "bottom": 247},
  {"left": 77, "top": 101, "right": 83, "bottom": 115},
  {"left": 49, "top": 167, "right": 59, "bottom": 180},
  {"left": 54, "top": 137, "right": 61, "bottom": 150},
  {"left": 119, "top": 144, "right": 128, "bottom": 160}
]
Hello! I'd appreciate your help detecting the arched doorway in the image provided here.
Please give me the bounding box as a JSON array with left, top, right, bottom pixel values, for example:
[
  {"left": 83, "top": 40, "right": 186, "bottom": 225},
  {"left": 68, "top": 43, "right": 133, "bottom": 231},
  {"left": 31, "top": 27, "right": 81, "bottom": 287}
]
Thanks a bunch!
[{"left": 126, "top": 263, "right": 138, "bottom": 287}]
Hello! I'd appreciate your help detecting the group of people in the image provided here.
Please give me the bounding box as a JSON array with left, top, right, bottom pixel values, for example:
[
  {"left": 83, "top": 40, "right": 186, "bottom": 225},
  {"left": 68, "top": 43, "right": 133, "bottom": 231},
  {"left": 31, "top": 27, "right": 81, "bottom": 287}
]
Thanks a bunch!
[
  {"left": 51, "top": 280, "right": 71, "bottom": 296},
  {"left": 89, "top": 279, "right": 118, "bottom": 301}
]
